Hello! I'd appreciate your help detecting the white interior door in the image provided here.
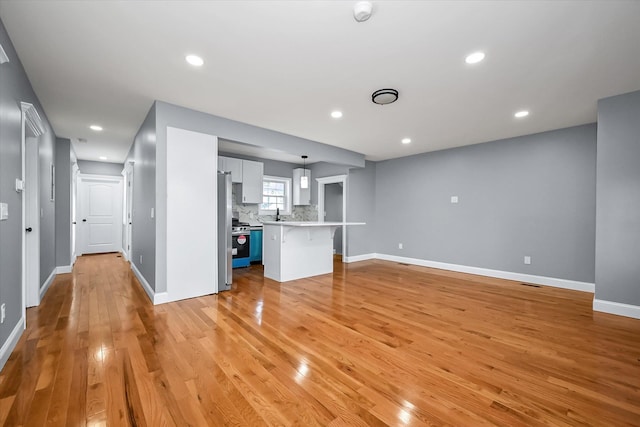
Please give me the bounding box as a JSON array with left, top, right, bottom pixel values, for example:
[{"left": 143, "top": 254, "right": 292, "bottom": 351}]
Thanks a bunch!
[
  {"left": 25, "top": 136, "right": 40, "bottom": 307},
  {"left": 78, "top": 175, "right": 123, "bottom": 255}
]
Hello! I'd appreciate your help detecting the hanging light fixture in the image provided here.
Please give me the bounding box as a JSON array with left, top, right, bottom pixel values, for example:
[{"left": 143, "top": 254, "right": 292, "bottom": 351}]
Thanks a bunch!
[{"left": 300, "top": 155, "right": 309, "bottom": 189}]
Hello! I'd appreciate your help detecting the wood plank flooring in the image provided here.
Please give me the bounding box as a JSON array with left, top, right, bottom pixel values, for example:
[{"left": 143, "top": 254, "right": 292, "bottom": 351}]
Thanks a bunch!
[{"left": 1, "top": 253, "right": 639, "bottom": 426}]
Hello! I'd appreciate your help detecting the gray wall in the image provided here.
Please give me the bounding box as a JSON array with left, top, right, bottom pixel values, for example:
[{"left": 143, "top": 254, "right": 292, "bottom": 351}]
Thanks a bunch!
[
  {"left": 325, "top": 183, "right": 343, "bottom": 254},
  {"left": 0, "top": 17, "right": 57, "bottom": 369},
  {"left": 595, "top": 90, "right": 640, "bottom": 305},
  {"left": 54, "top": 138, "right": 72, "bottom": 267},
  {"left": 126, "top": 103, "right": 157, "bottom": 290},
  {"left": 152, "top": 101, "right": 366, "bottom": 293},
  {"left": 375, "top": 124, "right": 597, "bottom": 283},
  {"left": 77, "top": 160, "right": 124, "bottom": 176},
  {"left": 346, "top": 161, "right": 376, "bottom": 257}
]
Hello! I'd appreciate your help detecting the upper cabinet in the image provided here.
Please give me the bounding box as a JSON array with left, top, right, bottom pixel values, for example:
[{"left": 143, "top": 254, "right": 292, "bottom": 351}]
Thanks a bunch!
[
  {"left": 219, "top": 156, "right": 264, "bottom": 204},
  {"left": 292, "top": 168, "right": 311, "bottom": 205},
  {"left": 241, "top": 159, "right": 263, "bottom": 204},
  {"left": 218, "top": 156, "right": 243, "bottom": 183}
]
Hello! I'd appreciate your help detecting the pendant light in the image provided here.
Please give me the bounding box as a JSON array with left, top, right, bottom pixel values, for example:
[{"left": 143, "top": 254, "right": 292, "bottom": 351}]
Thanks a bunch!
[{"left": 300, "top": 155, "right": 309, "bottom": 189}]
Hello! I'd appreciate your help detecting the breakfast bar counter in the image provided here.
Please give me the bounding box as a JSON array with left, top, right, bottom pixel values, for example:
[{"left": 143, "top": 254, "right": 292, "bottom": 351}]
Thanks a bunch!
[{"left": 262, "top": 221, "right": 365, "bottom": 282}]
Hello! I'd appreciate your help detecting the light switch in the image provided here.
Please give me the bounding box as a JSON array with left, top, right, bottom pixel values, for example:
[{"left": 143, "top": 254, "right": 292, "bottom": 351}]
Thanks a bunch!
[
  {"left": 151, "top": 208, "right": 154, "bottom": 218},
  {"left": 451, "top": 196, "right": 459, "bottom": 204},
  {"left": 15, "top": 179, "right": 24, "bottom": 193},
  {"left": 0, "top": 203, "right": 8, "bottom": 221}
]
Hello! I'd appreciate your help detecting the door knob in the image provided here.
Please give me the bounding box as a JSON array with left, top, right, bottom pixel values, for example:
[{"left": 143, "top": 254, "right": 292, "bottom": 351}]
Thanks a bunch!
[
  {"left": 25, "top": 227, "right": 33, "bottom": 232},
  {"left": 82, "top": 219, "right": 87, "bottom": 222},
  {"left": 72, "top": 221, "right": 76, "bottom": 224}
]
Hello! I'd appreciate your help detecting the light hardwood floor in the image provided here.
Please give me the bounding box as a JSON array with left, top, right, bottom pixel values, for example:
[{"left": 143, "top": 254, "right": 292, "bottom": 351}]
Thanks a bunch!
[{"left": 1, "top": 253, "right": 639, "bottom": 426}]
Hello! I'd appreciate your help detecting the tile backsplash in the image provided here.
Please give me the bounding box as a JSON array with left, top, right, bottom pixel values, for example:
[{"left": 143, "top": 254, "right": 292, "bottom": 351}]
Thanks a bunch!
[{"left": 232, "top": 185, "right": 318, "bottom": 223}]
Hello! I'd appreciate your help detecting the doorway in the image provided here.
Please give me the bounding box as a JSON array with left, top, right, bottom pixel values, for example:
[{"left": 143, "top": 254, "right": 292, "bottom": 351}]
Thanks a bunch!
[
  {"left": 324, "top": 183, "right": 343, "bottom": 255},
  {"left": 77, "top": 174, "right": 123, "bottom": 255},
  {"left": 317, "top": 175, "right": 348, "bottom": 259},
  {"left": 21, "top": 102, "right": 45, "bottom": 312}
]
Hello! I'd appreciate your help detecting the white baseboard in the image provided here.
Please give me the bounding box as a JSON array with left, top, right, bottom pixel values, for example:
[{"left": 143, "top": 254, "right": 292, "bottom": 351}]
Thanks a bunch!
[
  {"left": 56, "top": 265, "right": 72, "bottom": 274},
  {"left": 593, "top": 299, "right": 640, "bottom": 319},
  {"left": 130, "top": 262, "right": 168, "bottom": 305},
  {"left": 39, "top": 267, "right": 57, "bottom": 301},
  {"left": 375, "top": 253, "right": 595, "bottom": 293},
  {"left": 0, "top": 317, "right": 25, "bottom": 373},
  {"left": 131, "top": 262, "right": 154, "bottom": 303},
  {"left": 344, "top": 253, "right": 377, "bottom": 263}
]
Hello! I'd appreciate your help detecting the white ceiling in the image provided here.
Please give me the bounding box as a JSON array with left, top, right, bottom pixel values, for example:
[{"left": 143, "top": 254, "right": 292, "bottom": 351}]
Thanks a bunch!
[{"left": 1, "top": 1, "right": 639, "bottom": 164}]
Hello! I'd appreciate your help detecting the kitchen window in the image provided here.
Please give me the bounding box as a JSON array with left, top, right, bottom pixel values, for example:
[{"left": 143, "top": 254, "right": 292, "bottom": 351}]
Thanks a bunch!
[{"left": 259, "top": 176, "right": 291, "bottom": 215}]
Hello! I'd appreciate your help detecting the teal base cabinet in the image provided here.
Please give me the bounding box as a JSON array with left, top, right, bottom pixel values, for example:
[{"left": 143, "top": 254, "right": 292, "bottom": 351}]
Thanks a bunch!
[{"left": 250, "top": 229, "right": 263, "bottom": 263}]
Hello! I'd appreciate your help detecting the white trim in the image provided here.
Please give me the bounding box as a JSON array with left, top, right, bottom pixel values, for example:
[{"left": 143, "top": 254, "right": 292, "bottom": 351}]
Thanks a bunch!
[
  {"left": 593, "top": 299, "right": 640, "bottom": 319},
  {"left": 0, "top": 42, "right": 9, "bottom": 64},
  {"left": 131, "top": 262, "right": 169, "bottom": 305},
  {"left": 56, "top": 265, "right": 73, "bottom": 274},
  {"left": 374, "top": 253, "right": 595, "bottom": 293},
  {"left": 343, "top": 253, "right": 376, "bottom": 263},
  {"left": 39, "top": 268, "right": 57, "bottom": 301},
  {"left": 0, "top": 317, "right": 24, "bottom": 372},
  {"left": 131, "top": 262, "right": 154, "bottom": 302}
]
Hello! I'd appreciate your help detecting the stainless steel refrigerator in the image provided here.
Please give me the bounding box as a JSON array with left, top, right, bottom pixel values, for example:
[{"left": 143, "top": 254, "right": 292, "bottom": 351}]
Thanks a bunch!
[{"left": 217, "top": 172, "right": 232, "bottom": 291}]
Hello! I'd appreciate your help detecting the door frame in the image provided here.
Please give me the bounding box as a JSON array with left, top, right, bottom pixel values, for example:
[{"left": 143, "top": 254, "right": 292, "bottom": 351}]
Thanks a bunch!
[
  {"left": 316, "top": 174, "right": 348, "bottom": 258},
  {"left": 70, "top": 162, "right": 79, "bottom": 265},
  {"left": 76, "top": 173, "right": 124, "bottom": 256},
  {"left": 121, "top": 161, "right": 134, "bottom": 262},
  {"left": 21, "top": 102, "right": 45, "bottom": 317}
]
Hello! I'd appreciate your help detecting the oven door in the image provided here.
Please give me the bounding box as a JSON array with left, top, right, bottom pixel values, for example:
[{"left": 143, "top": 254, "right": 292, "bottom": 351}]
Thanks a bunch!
[{"left": 232, "top": 232, "right": 250, "bottom": 259}]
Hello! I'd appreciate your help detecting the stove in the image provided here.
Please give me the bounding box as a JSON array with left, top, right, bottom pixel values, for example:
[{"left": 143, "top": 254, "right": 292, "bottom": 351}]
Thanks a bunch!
[{"left": 232, "top": 219, "right": 250, "bottom": 235}]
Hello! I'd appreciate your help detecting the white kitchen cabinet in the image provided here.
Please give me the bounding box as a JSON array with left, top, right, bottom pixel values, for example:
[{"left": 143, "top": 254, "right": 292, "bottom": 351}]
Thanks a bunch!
[
  {"left": 218, "top": 156, "right": 243, "bottom": 183},
  {"left": 292, "top": 168, "right": 311, "bottom": 205},
  {"left": 240, "top": 159, "right": 263, "bottom": 204}
]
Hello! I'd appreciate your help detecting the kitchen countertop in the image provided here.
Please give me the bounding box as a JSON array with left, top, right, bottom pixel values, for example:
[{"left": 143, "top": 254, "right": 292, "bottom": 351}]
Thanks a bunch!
[{"left": 262, "top": 221, "right": 365, "bottom": 227}]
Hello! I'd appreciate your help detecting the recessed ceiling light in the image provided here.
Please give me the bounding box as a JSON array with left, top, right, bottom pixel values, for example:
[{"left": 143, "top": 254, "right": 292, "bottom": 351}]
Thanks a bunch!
[
  {"left": 401, "top": 138, "right": 411, "bottom": 144},
  {"left": 331, "top": 111, "right": 343, "bottom": 119},
  {"left": 465, "top": 51, "right": 485, "bottom": 64},
  {"left": 185, "top": 54, "right": 204, "bottom": 67},
  {"left": 99, "top": 156, "right": 108, "bottom": 160},
  {"left": 90, "top": 125, "right": 103, "bottom": 131},
  {"left": 514, "top": 110, "right": 529, "bottom": 118}
]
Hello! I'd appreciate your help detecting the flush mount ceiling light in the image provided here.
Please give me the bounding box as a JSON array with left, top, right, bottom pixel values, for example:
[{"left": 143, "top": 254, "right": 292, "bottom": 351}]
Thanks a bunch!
[
  {"left": 331, "top": 111, "right": 343, "bottom": 119},
  {"left": 514, "top": 110, "right": 529, "bottom": 118},
  {"left": 401, "top": 138, "right": 412, "bottom": 144},
  {"left": 372, "top": 88, "right": 399, "bottom": 105},
  {"left": 89, "top": 125, "right": 103, "bottom": 131},
  {"left": 353, "top": 1, "right": 373, "bottom": 22},
  {"left": 300, "top": 155, "right": 309, "bottom": 189},
  {"left": 185, "top": 54, "right": 204, "bottom": 67},
  {"left": 99, "top": 156, "right": 108, "bottom": 160},
  {"left": 465, "top": 51, "right": 485, "bottom": 64}
]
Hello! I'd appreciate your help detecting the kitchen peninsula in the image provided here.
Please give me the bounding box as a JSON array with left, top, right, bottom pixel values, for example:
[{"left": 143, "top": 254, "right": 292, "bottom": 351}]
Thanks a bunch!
[{"left": 262, "top": 221, "right": 365, "bottom": 282}]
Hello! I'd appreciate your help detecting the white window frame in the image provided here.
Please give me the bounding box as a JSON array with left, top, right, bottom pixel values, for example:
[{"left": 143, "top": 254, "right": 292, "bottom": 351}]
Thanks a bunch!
[{"left": 259, "top": 175, "right": 292, "bottom": 215}]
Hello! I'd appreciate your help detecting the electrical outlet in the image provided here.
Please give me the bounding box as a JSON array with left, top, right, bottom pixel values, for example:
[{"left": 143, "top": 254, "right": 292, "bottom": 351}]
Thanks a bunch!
[
  {"left": 1, "top": 303, "right": 5, "bottom": 324},
  {"left": 524, "top": 256, "right": 531, "bottom": 265},
  {"left": 451, "top": 196, "right": 459, "bottom": 204},
  {"left": 398, "top": 243, "right": 403, "bottom": 249}
]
